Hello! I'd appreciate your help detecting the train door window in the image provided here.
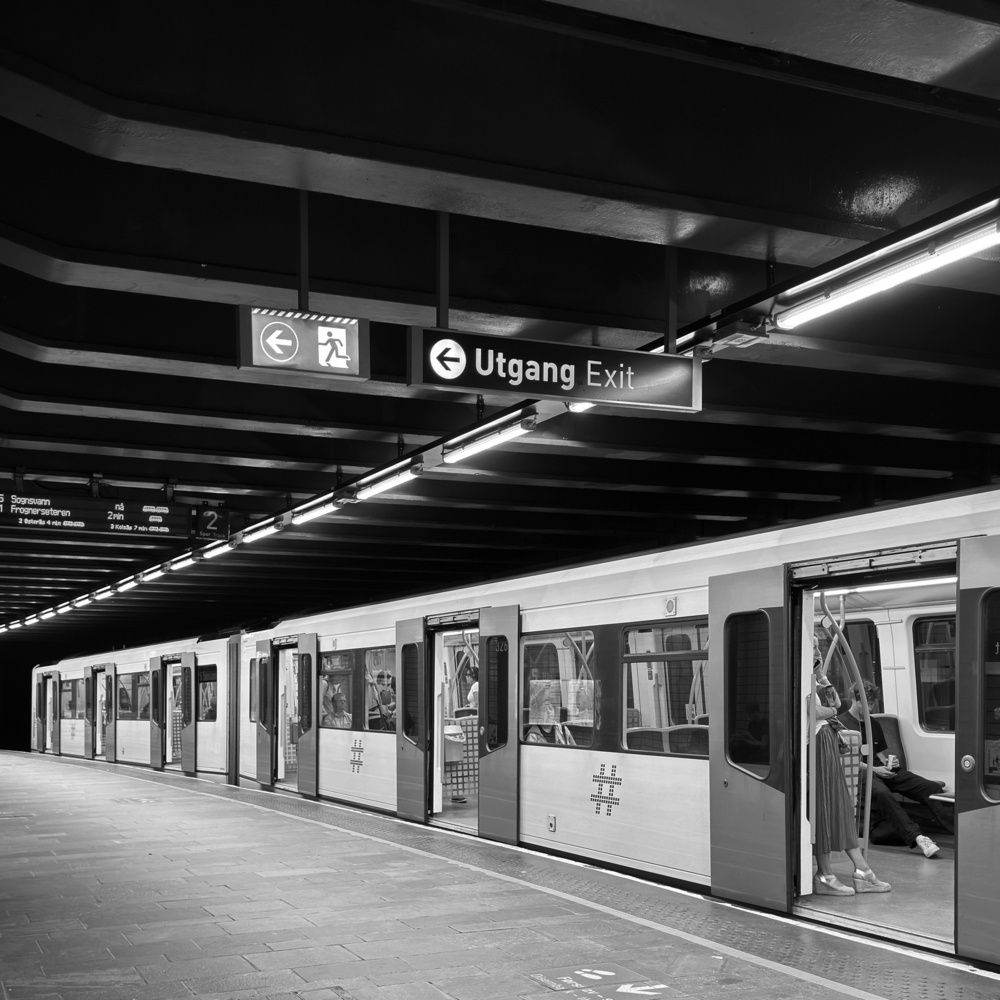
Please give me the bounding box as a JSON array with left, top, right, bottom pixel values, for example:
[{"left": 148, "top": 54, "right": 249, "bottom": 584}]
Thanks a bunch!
[
  {"left": 913, "top": 615, "right": 956, "bottom": 732},
  {"left": 521, "top": 630, "right": 594, "bottom": 747},
  {"left": 319, "top": 652, "right": 354, "bottom": 729},
  {"left": 981, "top": 593, "right": 1000, "bottom": 800},
  {"left": 298, "top": 653, "right": 312, "bottom": 737},
  {"left": 400, "top": 643, "right": 421, "bottom": 744},
  {"left": 249, "top": 658, "right": 257, "bottom": 722},
  {"left": 197, "top": 665, "right": 218, "bottom": 721},
  {"left": 364, "top": 647, "right": 396, "bottom": 732},
  {"left": 726, "top": 611, "right": 770, "bottom": 778},
  {"left": 136, "top": 673, "right": 150, "bottom": 719},
  {"left": 484, "top": 635, "right": 507, "bottom": 750},
  {"left": 622, "top": 620, "right": 709, "bottom": 755}
]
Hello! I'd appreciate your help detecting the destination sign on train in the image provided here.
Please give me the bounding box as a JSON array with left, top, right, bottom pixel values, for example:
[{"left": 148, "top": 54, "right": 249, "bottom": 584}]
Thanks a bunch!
[
  {"left": 408, "top": 328, "right": 701, "bottom": 411},
  {"left": 238, "top": 306, "right": 371, "bottom": 380},
  {"left": 0, "top": 492, "right": 191, "bottom": 536}
]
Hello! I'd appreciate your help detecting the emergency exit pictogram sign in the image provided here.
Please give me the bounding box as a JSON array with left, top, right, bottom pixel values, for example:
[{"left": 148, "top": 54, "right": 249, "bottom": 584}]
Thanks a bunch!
[{"left": 238, "top": 306, "right": 370, "bottom": 380}]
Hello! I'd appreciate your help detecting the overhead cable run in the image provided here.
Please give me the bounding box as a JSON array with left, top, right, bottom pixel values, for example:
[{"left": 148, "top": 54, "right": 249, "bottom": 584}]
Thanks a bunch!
[{"left": 0, "top": 400, "right": 572, "bottom": 634}]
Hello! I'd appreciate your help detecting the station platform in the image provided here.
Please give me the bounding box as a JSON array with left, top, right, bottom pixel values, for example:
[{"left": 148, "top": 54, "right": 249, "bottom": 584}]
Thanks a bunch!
[{"left": 2, "top": 752, "right": 997, "bottom": 1000}]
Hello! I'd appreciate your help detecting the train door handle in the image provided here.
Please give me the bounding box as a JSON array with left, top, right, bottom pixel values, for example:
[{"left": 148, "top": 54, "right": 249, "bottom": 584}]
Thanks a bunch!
[
  {"left": 961, "top": 754, "right": 976, "bottom": 773},
  {"left": 480, "top": 726, "right": 486, "bottom": 736}
]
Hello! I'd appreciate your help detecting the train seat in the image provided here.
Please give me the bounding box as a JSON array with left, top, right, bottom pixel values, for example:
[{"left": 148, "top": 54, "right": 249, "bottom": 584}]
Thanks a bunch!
[{"left": 873, "top": 712, "right": 950, "bottom": 798}]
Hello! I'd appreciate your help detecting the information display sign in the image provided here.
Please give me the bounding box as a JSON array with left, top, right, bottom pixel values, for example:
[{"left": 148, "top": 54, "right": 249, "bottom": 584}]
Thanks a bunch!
[
  {"left": 0, "top": 492, "right": 191, "bottom": 537},
  {"left": 238, "top": 306, "right": 370, "bottom": 379},
  {"left": 408, "top": 328, "right": 700, "bottom": 411}
]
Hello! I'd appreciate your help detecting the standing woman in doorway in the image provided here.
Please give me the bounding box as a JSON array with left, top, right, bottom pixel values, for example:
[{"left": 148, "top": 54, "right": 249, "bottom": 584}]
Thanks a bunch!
[{"left": 812, "top": 651, "right": 892, "bottom": 896}]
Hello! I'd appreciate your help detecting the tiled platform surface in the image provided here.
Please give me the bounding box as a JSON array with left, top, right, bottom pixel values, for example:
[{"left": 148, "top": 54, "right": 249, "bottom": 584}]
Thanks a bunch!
[{"left": 1, "top": 752, "right": 997, "bottom": 1000}]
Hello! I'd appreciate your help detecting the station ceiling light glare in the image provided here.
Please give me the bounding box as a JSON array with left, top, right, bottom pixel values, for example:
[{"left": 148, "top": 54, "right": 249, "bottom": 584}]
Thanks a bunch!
[
  {"left": 775, "top": 208, "right": 1000, "bottom": 331},
  {"left": 291, "top": 498, "right": 339, "bottom": 525},
  {"left": 443, "top": 415, "right": 536, "bottom": 464},
  {"left": 93, "top": 587, "right": 115, "bottom": 601},
  {"left": 116, "top": 577, "right": 140, "bottom": 593},
  {"left": 354, "top": 462, "right": 423, "bottom": 500},
  {"left": 566, "top": 401, "right": 596, "bottom": 413},
  {"left": 649, "top": 332, "right": 696, "bottom": 354},
  {"left": 55, "top": 603, "right": 73, "bottom": 614},
  {"left": 169, "top": 552, "right": 201, "bottom": 571},
  {"left": 141, "top": 567, "right": 166, "bottom": 582},
  {"left": 40, "top": 610, "right": 56, "bottom": 620},
  {"left": 72, "top": 596, "right": 93, "bottom": 608},
  {"left": 8, "top": 621, "right": 23, "bottom": 629},
  {"left": 242, "top": 519, "right": 284, "bottom": 544},
  {"left": 24, "top": 615, "right": 39, "bottom": 625}
]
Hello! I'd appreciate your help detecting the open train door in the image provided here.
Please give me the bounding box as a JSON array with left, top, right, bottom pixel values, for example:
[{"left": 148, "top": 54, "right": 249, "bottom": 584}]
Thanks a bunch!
[
  {"left": 83, "top": 665, "right": 96, "bottom": 759},
  {"left": 396, "top": 617, "right": 428, "bottom": 823},
  {"left": 48, "top": 670, "right": 60, "bottom": 755},
  {"left": 179, "top": 652, "right": 197, "bottom": 775},
  {"left": 149, "top": 657, "right": 166, "bottom": 771},
  {"left": 297, "top": 633, "right": 319, "bottom": 798},
  {"left": 226, "top": 635, "right": 241, "bottom": 785},
  {"left": 478, "top": 605, "right": 519, "bottom": 844},
  {"left": 34, "top": 674, "right": 45, "bottom": 751},
  {"left": 708, "top": 565, "right": 792, "bottom": 911},
  {"left": 256, "top": 640, "right": 277, "bottom": 786},
  {"left": 955, "top": 536, "right": 1000, "bottom": 965},
  {"left": 105, "top": 666, "right": 116, "bottom": 762}
]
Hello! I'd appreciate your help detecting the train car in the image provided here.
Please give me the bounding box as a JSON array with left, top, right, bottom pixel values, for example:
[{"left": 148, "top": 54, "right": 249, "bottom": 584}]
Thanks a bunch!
[
  {"left": 30, "top": 486, "right": 1000, "bottom": 966},
  {"left": 32, "top": 634, "right": 234, "bottom": 778}
]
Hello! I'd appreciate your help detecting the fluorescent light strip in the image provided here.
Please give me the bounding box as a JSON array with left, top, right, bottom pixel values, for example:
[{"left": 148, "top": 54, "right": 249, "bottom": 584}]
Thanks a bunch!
[
  {"left": 650, "top": 332, "right": 697, "bottom": 354},
  {"left": 93, "top": 588, "right": 115, "bottom": 601},
  {"left": 170, "top": 554, "right": 198, "bottom": 571},
  {"left": 818, "top": 575, "right": 957, "bottom": 598},
  {"left": 355, "top": 456, "right": 413, "bottom": 489},
  {"left": 56, "top": 604, "right": 73, "bottom": 615},
  {"left": 355, "top": 465, "right": 421, "bottom": 500},
  {"left": 776, "top": 222, "right": 1000, "bottom": 330},
  {"left": 116, "top": 578, "right": 139, "bottom": 592},
  {"left": 24, "top": 616, "right": 39, "bottom": 625},
  {"left": 9, "top": 621, "right": 23, "bottom": 629},
  {"left": 201, "top": 540, "right": 234, "bottom": 559},
  {"left": 142, "top": 567, "right": 166, "bottom": 582},
  {"left": 291, "top": 501, "right": 339, "bottom": 525},
  {"left": 566, "top": 401, "right": 596, "bottom": 413},
  {"left": 784, "top": 198, "right": 1000, "bottom": 300},
  {"left": 242, "top": 521, "right": 282, "bottom": 543},
  {"left": 72, "top": 597, "right": 93, "bottom": 608},
  {"left": 40, "top": 610, "right": 56, "bottom": 620},
  {"left": 443, "top": 418, "right": 535, "bottom": 464}
]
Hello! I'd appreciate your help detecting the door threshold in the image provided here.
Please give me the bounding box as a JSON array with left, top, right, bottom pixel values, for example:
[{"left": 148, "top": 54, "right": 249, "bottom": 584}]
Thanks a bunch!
[{"left": 793, "top": 902, "right": 953, "bottom": 954}]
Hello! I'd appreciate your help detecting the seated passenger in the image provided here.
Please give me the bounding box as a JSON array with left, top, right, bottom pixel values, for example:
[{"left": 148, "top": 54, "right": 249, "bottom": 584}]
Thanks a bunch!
[
  {"left": 837, "top": 680, "right": 951, "bottom": 856},
  {"left": 524, "top": 701, "right": 576, "bottom": 745}
]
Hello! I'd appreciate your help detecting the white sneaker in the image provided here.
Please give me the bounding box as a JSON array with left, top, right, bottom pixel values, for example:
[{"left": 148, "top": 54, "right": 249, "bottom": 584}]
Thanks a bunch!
[{"left": 916, "top": 834, "right": 940, "bottom": 858}]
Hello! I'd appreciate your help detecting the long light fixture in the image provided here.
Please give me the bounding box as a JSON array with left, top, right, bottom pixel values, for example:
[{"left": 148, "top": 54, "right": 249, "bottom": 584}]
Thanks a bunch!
[
  {"left": 93, "top": 587, "right": 115, "bottom": 601},
  {"left": 353, "top": 461, "right": 423, "bottom": 501},
  {"left": 818, "top": 575, "right": 957, "bottom": 598},
  {"left": 115, "top": 577, "right": 140, "bottom": 593},
  {"left": 291, "top": 497, "right": 339, "bottom": 525},
  {"left": 201, "top": 539, "right": 236, "bottom": 559},
  {"left": 9, "top": 620, "right": 23, "bottom": 629},
  {"left": 775, "top": 211, "right": 1000, "bottom": 331},
  {"left": 169, "top": 553, "right": 200, "bottom": 572},
  {"left": 443, "top": 415, "right": 536, "bottom": 464},
  {"left": 242, "top": 519, "right": 284, "bottom": 544}
]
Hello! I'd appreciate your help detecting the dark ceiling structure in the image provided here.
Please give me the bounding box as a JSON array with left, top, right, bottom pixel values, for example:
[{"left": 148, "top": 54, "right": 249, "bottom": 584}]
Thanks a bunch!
[{"left": 2, "top": 0, "right": 1000, "bottom": 661}]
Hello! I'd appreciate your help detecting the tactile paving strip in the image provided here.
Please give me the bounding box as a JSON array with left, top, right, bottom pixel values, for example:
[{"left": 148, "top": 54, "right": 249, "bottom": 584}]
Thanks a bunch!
[{"left": 37, "top": 755, "right": 999, "bottom": 1000}]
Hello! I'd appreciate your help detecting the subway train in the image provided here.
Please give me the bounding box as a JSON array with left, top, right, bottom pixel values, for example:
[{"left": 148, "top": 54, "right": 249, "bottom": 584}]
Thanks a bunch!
[{"left": 30, "top": 486, "right": 1000, "bottom": 966}]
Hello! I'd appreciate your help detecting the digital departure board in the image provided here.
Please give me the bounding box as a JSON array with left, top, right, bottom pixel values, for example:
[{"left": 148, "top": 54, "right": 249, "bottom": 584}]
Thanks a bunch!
[{"left": 0, "top": 491, "right": 192, "bottom": 537}]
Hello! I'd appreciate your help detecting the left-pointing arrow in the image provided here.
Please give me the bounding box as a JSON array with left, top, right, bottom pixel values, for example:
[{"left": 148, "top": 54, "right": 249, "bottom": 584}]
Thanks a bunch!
[{"left": 266, "top": 331, "right": 294, "bottom": 353}]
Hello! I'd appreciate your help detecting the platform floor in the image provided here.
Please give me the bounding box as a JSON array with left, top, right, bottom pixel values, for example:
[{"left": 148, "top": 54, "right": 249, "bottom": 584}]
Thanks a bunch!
[{"left": 1, "top": 752, "right": 997, "bottom": 1000}]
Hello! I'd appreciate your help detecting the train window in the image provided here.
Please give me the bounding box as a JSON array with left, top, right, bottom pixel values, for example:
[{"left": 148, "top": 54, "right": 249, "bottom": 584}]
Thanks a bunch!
[
  {"left": 622, "top": 620, "right": 709, "bottom": 755},
  {"left": 249, "top": 658, "right": 257, "bottom": 722},
  {"left": 485, "top": 635, "right": 508, "bottom": 751},
  {"left": 401, "top": 643, "right": 421, "bottom": 745},
  {"left": 726, "top": 611, "right": 770, "bottom": 779},
  {"left": 913, "top": 615, "right": 956, "bottom": 732},
  {"left": 815, "top": 620, "right": 881, "bottom": 708},
  {"left": 521, "top": 630, "right": 594, "bottom": 747},
  {"left": 181, "top": 665, "right": 193, "bottom": 727},
  {"left": 364, "top": 647, "right": 396, "bottom": 732},
  {"left": 299, "top": 654, "right": 313, "bottom": 735},
  {"left": 319, "top": 652, "right": 354, "bottom": 730},
  {"left": 59, "top": 680, "right": 86, "bottom": 720},
  {"left": 197, "top": 665, "right": 218, "bottom": 722},
  {"left": 981, "top": 593, "right": 1000, "bottom": 801}
]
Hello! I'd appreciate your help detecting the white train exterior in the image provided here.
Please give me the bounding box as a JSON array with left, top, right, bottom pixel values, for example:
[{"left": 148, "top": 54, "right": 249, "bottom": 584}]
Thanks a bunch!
[{"left": 30, "top": 487, "right": 1000, "bottom": 966}]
